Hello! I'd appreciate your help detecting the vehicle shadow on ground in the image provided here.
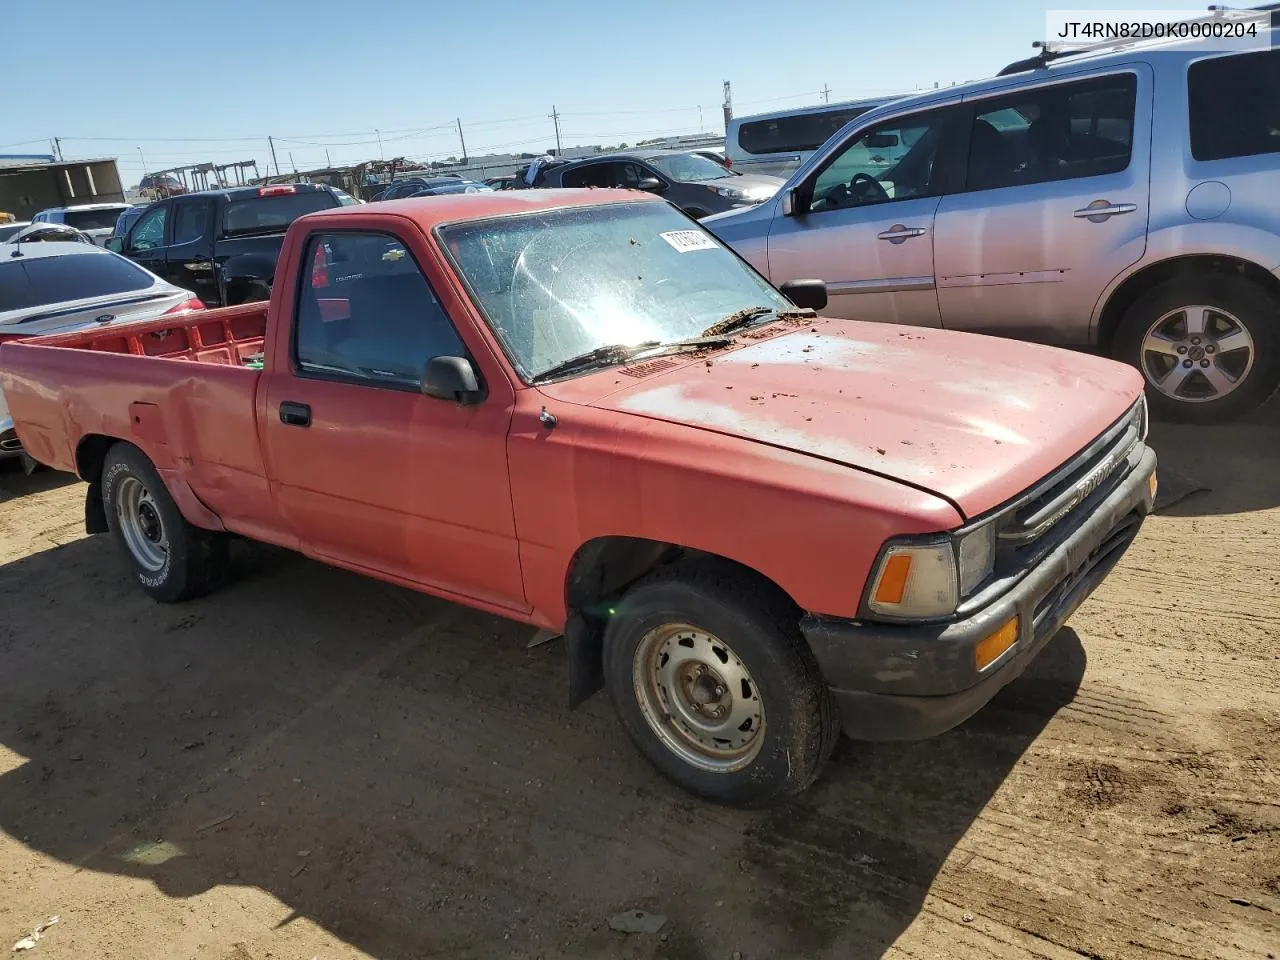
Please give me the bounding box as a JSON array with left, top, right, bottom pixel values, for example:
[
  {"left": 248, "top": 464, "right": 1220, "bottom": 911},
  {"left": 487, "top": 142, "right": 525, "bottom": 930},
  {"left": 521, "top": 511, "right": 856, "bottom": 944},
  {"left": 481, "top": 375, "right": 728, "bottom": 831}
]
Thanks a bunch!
[
  {"left": 0, "top": 536, "right": 1085, "bottom": 959},
  {"left": 0, "top": 463, "right": 79, "bottom": 503},
  {"left": 1147, "top": 390, "right": 1280, "bottom": 516}
]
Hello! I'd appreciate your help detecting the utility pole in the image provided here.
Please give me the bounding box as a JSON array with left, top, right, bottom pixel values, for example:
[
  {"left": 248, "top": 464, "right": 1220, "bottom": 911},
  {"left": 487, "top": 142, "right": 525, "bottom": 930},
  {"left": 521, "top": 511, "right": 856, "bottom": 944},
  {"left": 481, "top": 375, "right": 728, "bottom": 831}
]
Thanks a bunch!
[
  {"left": 136, "top": 145, "right": 147, "bottom": 175},
  {"left": 289, "top": 152, "right": 297, "bottom": 174},
  {"left": 722, "top": 81, "right": 733, "bottom": 130},
  {"left": 821, "top": 83, "right": 831, "bottom": 104},
  {"left": 456, "top": 118, "right": 468, "bottom": 164},
  {"left": 375, "top": 128, "right": 384, "bottom": 160},
  {"left": 697, "top": 105, "right": 704, "bottom": 132},
  {"left": 550, "top": 105, "right": 562, "bottom": 156},
  {"left": 267, "top": 136, "right": 280, "bottom": 177},
  {"left": 52, "top": 137, "right": 64, "bottom": 161},
  {"left": 325, "top": 148, "right": 332, "bottom": 168}
]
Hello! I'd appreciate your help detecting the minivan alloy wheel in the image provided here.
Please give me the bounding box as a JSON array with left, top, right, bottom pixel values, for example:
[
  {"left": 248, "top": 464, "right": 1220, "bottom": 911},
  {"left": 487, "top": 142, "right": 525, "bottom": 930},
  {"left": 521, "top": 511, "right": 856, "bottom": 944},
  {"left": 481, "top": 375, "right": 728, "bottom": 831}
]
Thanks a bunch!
[{"left": 1140, "top": 304, "right": 1255, "bottom": 403}]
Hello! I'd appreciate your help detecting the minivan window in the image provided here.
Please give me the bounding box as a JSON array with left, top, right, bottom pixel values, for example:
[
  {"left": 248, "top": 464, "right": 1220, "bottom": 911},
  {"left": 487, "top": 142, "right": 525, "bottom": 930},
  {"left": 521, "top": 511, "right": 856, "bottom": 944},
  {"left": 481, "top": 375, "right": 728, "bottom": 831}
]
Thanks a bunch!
[
  {"left": 1189, "top": 49, "right": 1280, "bottom": 161},
  {"left": 223, "top": 191, "right": 336, "bottom": 237},
  {"left": 61, "top": 208, "right": 129, "bottom": 231},
  {"left": 809, "top": 109, "right": 950, "bottom": 211},
  {"left": 964, "top": 73, "right": 1136, "bottom": 192},
  {"left": 0, "top": 254, "right": 155, "bottom": 311},
  {"left": 737, "top": 106, "right": 875, "bottom": 155}
]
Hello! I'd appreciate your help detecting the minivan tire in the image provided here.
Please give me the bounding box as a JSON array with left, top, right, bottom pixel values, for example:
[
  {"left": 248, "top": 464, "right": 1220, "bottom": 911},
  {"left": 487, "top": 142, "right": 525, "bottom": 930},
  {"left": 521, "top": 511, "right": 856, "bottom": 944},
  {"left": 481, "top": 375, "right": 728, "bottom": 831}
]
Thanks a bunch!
[
  {"left": 1114, "top": 274, "right": 1279, "bottom": 424},
  {"left": 601, "top": 560, "right": 838, "bottom": 807},
  {"left": 101, "top": 443, "right": 229, "bottom": 602}
]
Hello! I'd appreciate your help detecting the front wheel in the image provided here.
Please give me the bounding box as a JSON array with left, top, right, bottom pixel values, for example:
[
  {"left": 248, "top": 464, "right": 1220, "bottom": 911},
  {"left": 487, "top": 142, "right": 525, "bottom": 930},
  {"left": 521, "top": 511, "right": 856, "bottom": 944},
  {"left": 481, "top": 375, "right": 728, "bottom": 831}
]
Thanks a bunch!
[
  {"left": 101, "top": 443, "right": 229, "bottom": 602},
  {"left": 1114, "top": 275, "right": 1279, "bottom": 423},
  {"left": 602, "top": 562, "right": 837, "bottom": 806}
]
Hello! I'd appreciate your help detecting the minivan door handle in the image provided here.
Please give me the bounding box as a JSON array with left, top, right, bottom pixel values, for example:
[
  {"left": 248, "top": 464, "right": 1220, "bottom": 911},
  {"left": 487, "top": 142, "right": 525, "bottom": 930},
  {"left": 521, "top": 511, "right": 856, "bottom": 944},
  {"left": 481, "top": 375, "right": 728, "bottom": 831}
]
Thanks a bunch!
[
  {"left": 1074, "top": 201, "right": 1137, "bottom": 221},
  {"left": 877, "top": 225, "right": 927, "bottom": 243},
  {"left": 279, "top": 402, "right": 311, "bottom": 427}
]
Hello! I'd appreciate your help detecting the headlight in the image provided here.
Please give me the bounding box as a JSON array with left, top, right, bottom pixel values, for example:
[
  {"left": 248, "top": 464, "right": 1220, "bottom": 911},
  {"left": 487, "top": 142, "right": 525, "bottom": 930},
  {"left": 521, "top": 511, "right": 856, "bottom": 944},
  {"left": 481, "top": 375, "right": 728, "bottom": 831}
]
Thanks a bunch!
[
  {"left": 866, "top": 523, "right": 996, "bottom": 620},
  {"left": 711, "top": 185, "right": 746, "bottom": 200}
]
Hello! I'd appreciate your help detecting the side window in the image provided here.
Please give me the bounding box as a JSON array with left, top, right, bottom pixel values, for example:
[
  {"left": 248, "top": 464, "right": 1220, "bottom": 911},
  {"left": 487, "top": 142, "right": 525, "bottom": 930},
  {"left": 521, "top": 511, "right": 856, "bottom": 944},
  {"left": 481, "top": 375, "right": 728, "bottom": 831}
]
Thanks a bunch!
[
  {"left": 1189, "top": 49, "right": 1280, "bottom": 161},
  {"left": 130, "top": 205, "right": 168, "bottom": 249},
  {"left": 808, "top": 109, "right": 949, "bottom": 212},
  {"left": 561, "top": 163, "right": 613, "bottom": 188},
  {"left": 965, "top": 73, "right": 1136, "bottom": 192},
  {"left": 294, "top": 231, "right": 467, "bottom": 390},
  {"left": 171, "top": 201, "right": 209, "bottom": 246},
  {"left": 616, "top": 162, "right": 649, "bottom": 187}
]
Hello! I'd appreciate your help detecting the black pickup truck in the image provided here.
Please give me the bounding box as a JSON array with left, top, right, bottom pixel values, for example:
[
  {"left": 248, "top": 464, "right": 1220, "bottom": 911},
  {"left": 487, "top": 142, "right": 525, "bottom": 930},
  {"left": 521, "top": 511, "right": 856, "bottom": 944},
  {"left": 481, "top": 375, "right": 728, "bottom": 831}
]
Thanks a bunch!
[{"left": 107, "top": 184, "right": 340, "bottom": 307}]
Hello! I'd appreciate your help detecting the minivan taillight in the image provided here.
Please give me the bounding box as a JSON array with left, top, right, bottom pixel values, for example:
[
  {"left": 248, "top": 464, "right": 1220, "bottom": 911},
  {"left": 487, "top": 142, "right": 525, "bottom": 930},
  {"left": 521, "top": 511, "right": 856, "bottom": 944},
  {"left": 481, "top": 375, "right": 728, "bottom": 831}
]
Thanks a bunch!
[{"left": 164, "top": 296, "right": 206, "bottom": 314}]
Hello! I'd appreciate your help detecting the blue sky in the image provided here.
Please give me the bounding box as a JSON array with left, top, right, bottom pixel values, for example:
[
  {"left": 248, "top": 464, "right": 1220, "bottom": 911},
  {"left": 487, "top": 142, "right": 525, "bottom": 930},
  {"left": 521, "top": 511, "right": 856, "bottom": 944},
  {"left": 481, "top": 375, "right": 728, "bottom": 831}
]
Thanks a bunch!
[{"left": 8, "top": 0, "right": 1191, "bottom": 185}]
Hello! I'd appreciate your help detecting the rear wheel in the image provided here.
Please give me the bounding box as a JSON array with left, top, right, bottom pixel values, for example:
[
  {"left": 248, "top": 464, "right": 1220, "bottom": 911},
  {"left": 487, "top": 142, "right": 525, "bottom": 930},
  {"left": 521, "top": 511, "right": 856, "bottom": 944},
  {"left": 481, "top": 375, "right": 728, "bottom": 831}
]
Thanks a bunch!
[
  {"left": 102, "top": 443, "right": 228, "bottom": 602},
  {"left": 1114, "top": 275, "right": 1279, "bottom": 423},
  {"left": 602, "top": 561, "right": 837, "bottom": 806}
]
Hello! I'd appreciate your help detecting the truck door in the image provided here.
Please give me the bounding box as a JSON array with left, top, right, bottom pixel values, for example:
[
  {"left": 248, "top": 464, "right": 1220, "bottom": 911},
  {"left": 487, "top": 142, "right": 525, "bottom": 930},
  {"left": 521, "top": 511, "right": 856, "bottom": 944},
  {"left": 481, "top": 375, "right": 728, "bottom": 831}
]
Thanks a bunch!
[
  {"left": 262, "top": 228, "right": 526, "bottom": 613},
  {"left": 164, "top": 197, "right": 219, "bottom": 305}
]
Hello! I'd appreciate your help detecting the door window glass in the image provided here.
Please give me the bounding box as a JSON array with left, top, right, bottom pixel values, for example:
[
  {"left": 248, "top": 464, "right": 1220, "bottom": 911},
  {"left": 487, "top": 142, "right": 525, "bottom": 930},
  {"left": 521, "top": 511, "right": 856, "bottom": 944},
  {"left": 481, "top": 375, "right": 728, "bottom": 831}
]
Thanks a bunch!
[
  {"left": 737, "top": 106, "right": 876, "bottom": 155},
  {"left": 172, "top": 201, "right": 209, "bottom": 246},
  {"left": 130, "top": 205, "right": 167, "bottom": 249},
  {"left": 809, "top": 109, "right": 949, "bottom": 212},
  {"left": 964, "top": 73, "right": 1136, "bottom": 192},
  {"left": 1188, "top": 49, "right": 1280, "bottom": 161},
  {"left": 294, "top": 232, "right": 466, "bottom": 389},
  {"left": 560, "top": 163, "right": 616, "bottom": 188}
]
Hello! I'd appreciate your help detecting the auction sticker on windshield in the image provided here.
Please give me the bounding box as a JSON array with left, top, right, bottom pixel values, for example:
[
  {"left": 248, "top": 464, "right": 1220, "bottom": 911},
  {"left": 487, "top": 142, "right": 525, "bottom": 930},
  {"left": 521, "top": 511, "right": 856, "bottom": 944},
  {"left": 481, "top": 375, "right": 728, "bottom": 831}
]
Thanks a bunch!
[{"left": 660, "top": 230, "right": 719, "bottom": 253}]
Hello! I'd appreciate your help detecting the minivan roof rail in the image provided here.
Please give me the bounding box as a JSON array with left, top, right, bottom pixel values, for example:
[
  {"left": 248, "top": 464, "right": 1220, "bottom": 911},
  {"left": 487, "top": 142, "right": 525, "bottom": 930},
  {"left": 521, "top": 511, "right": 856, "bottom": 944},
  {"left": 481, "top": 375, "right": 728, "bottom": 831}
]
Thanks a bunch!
[{"left": 997, "top": 2, "right": 1280, "bottom": 76}]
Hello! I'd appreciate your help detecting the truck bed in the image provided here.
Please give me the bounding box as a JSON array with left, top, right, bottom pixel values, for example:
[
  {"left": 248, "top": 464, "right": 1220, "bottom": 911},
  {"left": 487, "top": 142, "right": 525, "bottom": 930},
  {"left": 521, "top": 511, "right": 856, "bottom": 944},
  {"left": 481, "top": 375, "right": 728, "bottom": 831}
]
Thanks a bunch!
[
  {"left": 30, "top": 301, "right": 268, "bottom": 365},
  {"left": 0, "top": 302, "right": 276, "bottom": 537}
]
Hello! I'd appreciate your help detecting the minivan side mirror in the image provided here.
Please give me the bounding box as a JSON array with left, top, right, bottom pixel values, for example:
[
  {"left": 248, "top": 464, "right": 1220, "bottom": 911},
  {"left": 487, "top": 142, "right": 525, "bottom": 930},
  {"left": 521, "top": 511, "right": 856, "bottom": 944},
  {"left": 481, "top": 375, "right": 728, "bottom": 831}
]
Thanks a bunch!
[
  {"left": 635, "top": 177, "right": 667, "bottom": 194},
  {"left": 422, "top": 355, "right": 485, "bottom": 404},
  {"left": 780, "top": 188, "right": 796, "bottom": 217},
  {"left": 778, "top": 279, "right": 828, "bottom": 312},
  {"left": 105, "top": 237, "right": 125, "bottom": 253}
]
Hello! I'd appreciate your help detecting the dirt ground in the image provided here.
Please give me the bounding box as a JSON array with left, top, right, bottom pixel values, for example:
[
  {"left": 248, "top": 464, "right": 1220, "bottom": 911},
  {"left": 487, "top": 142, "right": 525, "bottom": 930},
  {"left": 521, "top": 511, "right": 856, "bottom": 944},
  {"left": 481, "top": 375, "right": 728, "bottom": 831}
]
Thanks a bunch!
[{"left": 0, "top": 402, "right": 1277, "bottom": 960}]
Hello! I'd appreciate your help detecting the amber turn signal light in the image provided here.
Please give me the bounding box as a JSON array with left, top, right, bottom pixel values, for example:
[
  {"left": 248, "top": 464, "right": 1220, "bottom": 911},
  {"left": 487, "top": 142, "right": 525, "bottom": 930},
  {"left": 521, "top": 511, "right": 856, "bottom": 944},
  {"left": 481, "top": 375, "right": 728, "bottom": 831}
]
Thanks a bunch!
[
  {"left": 975, "top": 617, "right": 1020, "bottom": 671},
  {"left": 1147, "top": 470, "right": 1158, "bottom": 502},
  {"left": 873, "top": 554, "right": 913, "bottom": 605}
]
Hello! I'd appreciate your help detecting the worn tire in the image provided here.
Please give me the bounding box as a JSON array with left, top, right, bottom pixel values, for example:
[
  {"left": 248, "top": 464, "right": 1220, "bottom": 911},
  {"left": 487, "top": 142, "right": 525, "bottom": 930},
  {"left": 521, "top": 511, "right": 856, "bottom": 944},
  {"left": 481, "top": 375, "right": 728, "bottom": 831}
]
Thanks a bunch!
[
  {"left": 602, "top": 560, "right": 838, "bottom": 807},
  {"left": 101, "top": 443, "right": 228, "bottom": 602},
  {"left": 1113, "top": 274, "right": 1280, "bottom": 424}
]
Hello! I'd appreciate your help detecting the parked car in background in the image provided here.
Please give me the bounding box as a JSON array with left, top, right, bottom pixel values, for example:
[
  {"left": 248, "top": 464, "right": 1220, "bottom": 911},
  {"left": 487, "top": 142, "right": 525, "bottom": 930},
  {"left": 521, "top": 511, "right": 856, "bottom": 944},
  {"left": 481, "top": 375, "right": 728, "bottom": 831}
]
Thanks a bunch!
[
  {"left": 725, "top": 96, "right": 901, "bottom": 177},
  {"left": 371, "top": 176, "right": 488, "bottom": 201},
  {"left": 332, "top": 188, "right": 363, "bottom": 205},
  {"left": 694, "top": 147, "right": 731, "bottom": 169},
  {"left": 110, "top": 204, "right": 149, "bottom": 243},
  {"left": 405, "top": 179, "right": 494, "bottom": 197},
  {"left": 0, "top": 221, "right": 32, "bottom": 242},
  {"left": 707, "top": 32, "right": 1280, "bottom": 423},
  {"left": 32, "top": 203, "right": 133, "bottom": 246},
  {"left": 138, "top": 173, "right": 186, "bottom": 200},
  {"left": 3, "top": 223, "right": 95, "bottom": 245},
  {"left": 533, "top": 150, "right": 784, "bottom": 219},
  {"left": 107, "top": 183, "right": 341, "bottom": 307},
  {"left": 484, "top": 175, "right": 518, "bottom": 190},
  {"left": 1, "top": 191, "right": 1155, "bottom": 805},
  {"left": 0, "top": 242, "right": 203, "bottom": 461}
]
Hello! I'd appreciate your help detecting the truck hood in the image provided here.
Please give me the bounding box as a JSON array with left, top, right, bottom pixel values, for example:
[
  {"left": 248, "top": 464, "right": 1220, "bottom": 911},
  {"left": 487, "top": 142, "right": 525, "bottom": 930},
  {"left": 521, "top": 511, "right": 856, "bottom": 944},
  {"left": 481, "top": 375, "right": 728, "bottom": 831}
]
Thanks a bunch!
[{"left": 560, "top": 319, "right": 1142, "bottom": 519}]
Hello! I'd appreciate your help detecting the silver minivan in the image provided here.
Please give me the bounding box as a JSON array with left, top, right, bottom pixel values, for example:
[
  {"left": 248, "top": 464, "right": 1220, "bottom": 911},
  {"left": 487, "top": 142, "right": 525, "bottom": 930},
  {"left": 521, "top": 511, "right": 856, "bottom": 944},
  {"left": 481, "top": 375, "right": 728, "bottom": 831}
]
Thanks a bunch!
[
  {"left": 708, "top": 30, "right": 1280, "bottom": 424},
  {"left": 725, "top": 97, "right": 901, "bottom": 178}
]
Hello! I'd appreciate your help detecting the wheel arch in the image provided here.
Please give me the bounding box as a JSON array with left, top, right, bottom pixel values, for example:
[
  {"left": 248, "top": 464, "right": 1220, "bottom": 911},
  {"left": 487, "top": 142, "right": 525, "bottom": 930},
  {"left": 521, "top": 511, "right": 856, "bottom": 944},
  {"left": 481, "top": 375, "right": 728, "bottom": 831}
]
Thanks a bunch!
[
  {"left": 1095, "top": 253, "right": 1280, "bottom": 355},
  {"left": 561, "top": 535, "right": 800, "bottom": 709}
]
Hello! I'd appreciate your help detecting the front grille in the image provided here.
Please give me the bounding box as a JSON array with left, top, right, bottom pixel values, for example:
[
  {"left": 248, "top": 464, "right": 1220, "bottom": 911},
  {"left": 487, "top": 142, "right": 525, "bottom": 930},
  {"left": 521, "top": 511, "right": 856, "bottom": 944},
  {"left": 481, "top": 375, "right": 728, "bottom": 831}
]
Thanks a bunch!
[
  {"left": 1032, "top": 512, "right": 1142, "bottom": 630},
  {"left": 992, "top": 404, "right": 1143, "bottom": 578}
]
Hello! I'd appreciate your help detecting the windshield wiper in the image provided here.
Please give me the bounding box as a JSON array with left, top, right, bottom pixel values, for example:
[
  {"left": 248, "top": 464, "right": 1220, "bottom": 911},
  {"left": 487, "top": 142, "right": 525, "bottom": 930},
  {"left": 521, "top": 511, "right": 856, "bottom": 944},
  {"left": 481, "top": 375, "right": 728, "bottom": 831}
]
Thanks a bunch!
[
  {"left": 700, "top": 304, "right": 817, "bottom": 338},
  {"left": 530, "top": 341, "right": 661, "bottom": 384}
]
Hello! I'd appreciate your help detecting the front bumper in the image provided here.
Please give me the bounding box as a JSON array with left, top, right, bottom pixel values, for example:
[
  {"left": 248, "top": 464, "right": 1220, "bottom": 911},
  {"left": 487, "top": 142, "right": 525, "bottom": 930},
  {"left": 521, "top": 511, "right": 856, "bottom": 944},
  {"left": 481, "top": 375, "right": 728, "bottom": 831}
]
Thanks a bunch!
[{"left": 802, "top": 445, "right": 1157, "bottom": 741}]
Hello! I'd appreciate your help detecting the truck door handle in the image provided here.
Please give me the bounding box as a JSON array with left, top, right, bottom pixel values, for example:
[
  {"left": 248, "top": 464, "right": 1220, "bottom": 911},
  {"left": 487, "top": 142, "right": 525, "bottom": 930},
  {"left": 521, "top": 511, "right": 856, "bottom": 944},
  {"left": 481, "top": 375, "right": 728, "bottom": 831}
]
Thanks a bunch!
[
  {"left": 279, "top": 402, "right": 311, "bottom": 427},
  {"left": 1073, "top": 201, "right": 1137, "bottom": 220},
  {"left": 877, "top": 225, "right": 927, "bottom": 243}
]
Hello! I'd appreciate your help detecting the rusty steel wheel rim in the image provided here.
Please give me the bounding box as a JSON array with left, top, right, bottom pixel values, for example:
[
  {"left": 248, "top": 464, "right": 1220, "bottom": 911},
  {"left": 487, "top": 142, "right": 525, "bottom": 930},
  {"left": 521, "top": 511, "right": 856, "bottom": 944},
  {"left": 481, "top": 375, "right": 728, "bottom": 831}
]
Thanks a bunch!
[{"left": 632, "top": 623, "right": 765, "bottom": 773}]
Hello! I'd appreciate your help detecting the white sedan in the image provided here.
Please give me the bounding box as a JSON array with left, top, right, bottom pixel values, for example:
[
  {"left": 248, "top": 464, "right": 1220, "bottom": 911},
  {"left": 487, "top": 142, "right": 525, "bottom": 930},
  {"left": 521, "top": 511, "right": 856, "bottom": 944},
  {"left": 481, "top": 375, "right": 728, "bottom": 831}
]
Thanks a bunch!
[{"left": 0, "top": 242, "right": 204, "bottom": 462}]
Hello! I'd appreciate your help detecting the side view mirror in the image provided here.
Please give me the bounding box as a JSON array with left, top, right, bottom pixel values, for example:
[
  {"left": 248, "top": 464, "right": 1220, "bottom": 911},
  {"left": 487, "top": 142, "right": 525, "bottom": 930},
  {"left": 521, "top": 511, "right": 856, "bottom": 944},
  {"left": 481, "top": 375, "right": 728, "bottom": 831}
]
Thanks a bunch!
[
  {"left": 635, "top": 177, "right": 667, "bottom": 194},
  {"left": 779, "top": 279, "right": 828, "bottom": 312},
  {"left": 780, "top": 188, "right": 797, "bottom": 217},
  {"left": 422, "top": 355, "right": 485, "bottom": 405},
  {"left": 105, "top": 237, "right": 125, "bottom": 253}
]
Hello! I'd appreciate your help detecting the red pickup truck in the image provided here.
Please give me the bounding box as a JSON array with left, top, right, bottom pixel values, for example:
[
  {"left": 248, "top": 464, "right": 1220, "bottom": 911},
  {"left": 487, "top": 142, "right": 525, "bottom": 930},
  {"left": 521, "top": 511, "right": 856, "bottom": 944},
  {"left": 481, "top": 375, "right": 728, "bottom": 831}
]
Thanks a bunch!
[{"left": 0, "top": 191, "right": 1157, "bottom": 805}]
